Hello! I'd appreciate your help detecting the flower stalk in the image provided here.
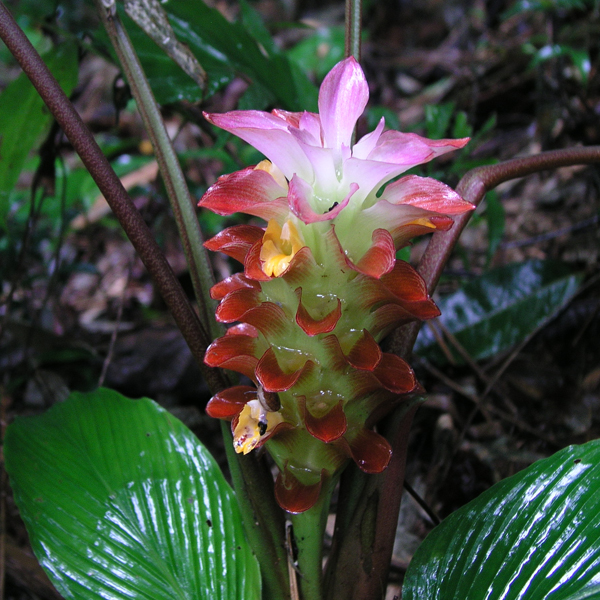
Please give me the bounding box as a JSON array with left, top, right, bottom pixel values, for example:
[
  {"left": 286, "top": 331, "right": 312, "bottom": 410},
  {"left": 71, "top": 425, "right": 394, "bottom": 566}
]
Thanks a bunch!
[{"left": 345, "top": 0, "right": 362, "bottom": 61}]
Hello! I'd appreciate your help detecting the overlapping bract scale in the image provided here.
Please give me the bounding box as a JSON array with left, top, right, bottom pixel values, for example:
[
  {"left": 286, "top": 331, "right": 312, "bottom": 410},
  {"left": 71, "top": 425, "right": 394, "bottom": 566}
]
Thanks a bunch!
[{"left": 199, "top": 56, "right": 474, "bottom": 513}]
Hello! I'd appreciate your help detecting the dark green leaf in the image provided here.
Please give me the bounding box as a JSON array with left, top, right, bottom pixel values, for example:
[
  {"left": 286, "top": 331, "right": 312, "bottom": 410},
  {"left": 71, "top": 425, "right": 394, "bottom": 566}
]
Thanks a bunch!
[
  {"left": 237, "top": 0, "right": 279, "bottom": 56},
  {"left": 5, "top": 388, "right": 261, "bottom": 600},
  {"left": 425, "top": 103, "right": 455, "bottom": 139},
  {"left": 484, "top": 191, "right": 505, "bottom": 262},
  {"left": 121, "top": 20, "right": 230, "bottom": 103},
  {"left": 404, "top": 440, "right": 600, "bottom": 599},
  {"left": 286, "top": 26, "right": 346, "bottom": 80},
  {"left": 452, "top": 111, "right": 472, "bottom": 138},
  {"left": 415, "top": 260, "right": 582, "bottom": 363},
  {"left": 0, "top": 42, "right": 78, "bottom": 227},
  {"left": 163, "top": 0, "right": 318, "bottom": 111}
]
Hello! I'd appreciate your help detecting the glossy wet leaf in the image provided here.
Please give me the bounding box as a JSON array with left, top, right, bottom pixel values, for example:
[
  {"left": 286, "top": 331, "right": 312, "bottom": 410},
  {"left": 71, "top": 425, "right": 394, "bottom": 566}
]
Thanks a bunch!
[
  {"left": 163, "top": 0, "right": 317, "bottom": 111},
  {"left": 415, "top": 260, "right": 582, "bottom": 364},
  {"left": 0, "top": 42, "right": 78, "bottom": 227},
  {"left": 5, "top": 388, "right": 260, "bottom": 600},
  {"left": 112, "top": 0, "right": 317, "bottom": 109},
  {"left": 404, "top": 440, "right": 600, "bottom": 599}
]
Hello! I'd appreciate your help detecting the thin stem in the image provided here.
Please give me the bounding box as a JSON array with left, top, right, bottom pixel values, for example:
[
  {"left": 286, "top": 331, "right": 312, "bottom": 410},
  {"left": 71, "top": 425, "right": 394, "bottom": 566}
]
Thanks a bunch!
[
  {"left": 344, "top": 0, "right": 362, "bottom": 62},
  {"left": 96, "top": 1, "right": 222, "bottom": 343},
  {"left": 0, "top": 0, "right": 223, "bottom": 393},
  {"left": 291, "top": 477, "right": 337, "bottom": 600}
]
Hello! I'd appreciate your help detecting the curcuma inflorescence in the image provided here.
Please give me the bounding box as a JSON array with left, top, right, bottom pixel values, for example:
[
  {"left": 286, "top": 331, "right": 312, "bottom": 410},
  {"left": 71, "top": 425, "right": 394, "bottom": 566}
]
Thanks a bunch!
[{"left": 199, "top": 57, "right": 473, "bottom": 513}]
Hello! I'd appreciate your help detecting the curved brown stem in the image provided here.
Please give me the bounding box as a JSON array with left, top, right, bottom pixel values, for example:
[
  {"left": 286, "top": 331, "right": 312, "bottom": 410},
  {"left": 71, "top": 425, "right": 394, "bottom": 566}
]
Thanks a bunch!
[{"left": 387, "top": 145, "right": 600, "bottom": 359}]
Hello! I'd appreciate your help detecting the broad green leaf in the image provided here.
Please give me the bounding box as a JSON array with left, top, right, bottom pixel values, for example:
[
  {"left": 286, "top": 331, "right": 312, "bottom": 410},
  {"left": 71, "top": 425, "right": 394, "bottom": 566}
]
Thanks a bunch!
[
  {"left": 404, "top": 440, "right": 600, "bottom": 599},
  {"left": 163, "top": 0, "right": 318, "bottom": 111},
  {"left": 5, "top": 388, "right": 260, "bottom": 600},
  {"left": 0, "top": 42, "right": 78, "bottom": 227},
  {"left": 415, "top": 260, "right": 582, "bottom": 363},
  {"left": 115, "top": 0, "right": 318, "bottom": 109}
]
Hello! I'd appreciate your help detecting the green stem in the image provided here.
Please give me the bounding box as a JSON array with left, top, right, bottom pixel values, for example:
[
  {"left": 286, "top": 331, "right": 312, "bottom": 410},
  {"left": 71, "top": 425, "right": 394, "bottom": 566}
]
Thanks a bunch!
[
  {"left": 222, "top": 423, "right": 290, "bottom": 600},
  {"left": 291, "top": 477, "right": 337, "bottom": 600},
  {"left": 344, "top": 0, "right": 362, "bottom": 61},
  {"left": 95, "top": 0, "right": 222, "bottom": 343}
]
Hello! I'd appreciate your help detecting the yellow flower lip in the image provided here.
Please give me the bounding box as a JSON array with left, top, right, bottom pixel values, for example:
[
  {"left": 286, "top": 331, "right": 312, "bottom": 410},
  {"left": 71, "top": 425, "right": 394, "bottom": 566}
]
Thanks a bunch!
[
  {"left": 255, "top": 160, "right": 288, "bottom": 191},
  {"left": 260, "top": 219, "right": 305, "bottom": 278},
  {"left": 233, "top": 398, "right": 283, "bottom": 455}
]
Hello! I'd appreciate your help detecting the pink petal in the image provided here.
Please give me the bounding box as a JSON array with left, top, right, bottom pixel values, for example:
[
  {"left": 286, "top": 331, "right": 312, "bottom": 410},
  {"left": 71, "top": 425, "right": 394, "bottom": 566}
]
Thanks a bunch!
[
  {"left": 319, "top": 57, "right": 369, "bottom": 150},
  {"left": 362, "top": 201, "right": 453, "bottom": 248},
  {"left": 352, "top": 117, "right": 385, "bottom": 159},
  {"left": 302, "top": 398, "right": 347, "bottom": 443},
  {"left": 204, "top": 110, "right": 313, "bottom": 180},
  {"left": 340, "top": 157, "right": 413, "bottom": 200},
  {"left": 299, "top": 111, "right": 323, "bottom": 143},
  {"left": 270, "top": 109, "right": 302, "bottom": 128},
  {"left": 367, "top": 131, "right": 469, "bottom": 166},
  {"left": 295, "top": 288, "right": 342, "bottom": 336},
  {"left": 206, "top": 385, "right": 255, "bottom": 419},
  {"left": 290, "top": 143, "right": 339, "bottom": 193},
  {"left": 274, "top": 469, "right": 322, "bottom": 513},
  {"left": 381, "top": 175, "right": 474, "bottom": 214},
  {"left": 352, "top": 228, "right": 396, "bottom": 278},
  {"left": 199, "top": 167, "right": 289, "bottom": 221},
  {"left": 204, "top": 225, "right": 264, "bottom": 264},
  {"left": 289, "top": 175, "right": 357, "bottom": 224}
]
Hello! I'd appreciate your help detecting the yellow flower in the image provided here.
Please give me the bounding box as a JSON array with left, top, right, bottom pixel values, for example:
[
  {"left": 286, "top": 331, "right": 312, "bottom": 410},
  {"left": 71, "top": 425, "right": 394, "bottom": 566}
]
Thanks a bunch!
[
  {"left": 233, "top": 399, "right": 283, "bottom": 454},
  {"left": 260, "top": 219, "right": 305, "bottom": 277}
]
